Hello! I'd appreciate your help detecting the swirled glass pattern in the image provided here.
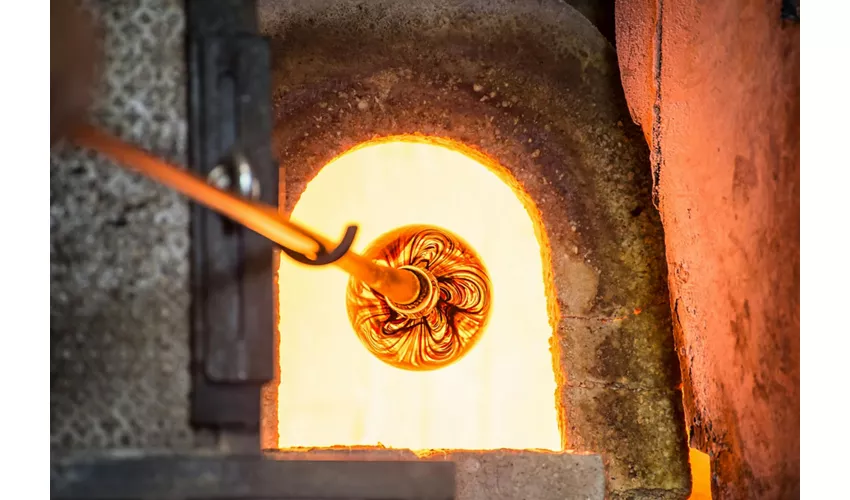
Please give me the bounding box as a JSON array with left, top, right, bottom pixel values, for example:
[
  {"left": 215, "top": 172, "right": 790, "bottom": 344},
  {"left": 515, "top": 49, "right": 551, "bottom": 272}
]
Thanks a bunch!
[{"left": 346, "top": 225, "right": 492, "bottom": 371}]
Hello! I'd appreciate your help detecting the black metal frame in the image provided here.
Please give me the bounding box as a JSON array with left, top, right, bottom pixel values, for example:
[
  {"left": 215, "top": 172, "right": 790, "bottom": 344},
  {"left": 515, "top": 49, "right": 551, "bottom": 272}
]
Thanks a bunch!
[
  {"left": 51, "top": 455, "right": 456, "bottom": 500},
  {"left": 187, "top": 0, "right": 276, "bottom": 432}
]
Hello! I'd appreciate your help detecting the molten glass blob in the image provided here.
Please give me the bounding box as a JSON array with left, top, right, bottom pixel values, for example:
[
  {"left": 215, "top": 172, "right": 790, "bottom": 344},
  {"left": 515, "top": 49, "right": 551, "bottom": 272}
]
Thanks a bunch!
[
  {"left": 347, "top": 225, "right": 492, "bottom": 371},
  {"left": 277, "top": 137, "right": 560, "bottom": 450}
]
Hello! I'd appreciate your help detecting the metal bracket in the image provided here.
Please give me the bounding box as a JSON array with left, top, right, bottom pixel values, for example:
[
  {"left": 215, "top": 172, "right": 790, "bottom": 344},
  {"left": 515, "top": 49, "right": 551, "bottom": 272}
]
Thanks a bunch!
[{"left": 187, "top": 0, "right": 274, "bottom": 430}]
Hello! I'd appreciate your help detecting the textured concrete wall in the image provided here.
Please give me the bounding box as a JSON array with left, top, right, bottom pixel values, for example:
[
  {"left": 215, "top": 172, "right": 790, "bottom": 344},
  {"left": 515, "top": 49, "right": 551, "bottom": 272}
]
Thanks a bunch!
[
  {"left": 615, "top": 0, "right": 800, "bottom": 498},
  {"left": 50, "top": 0, "right": 193, "bottom": 454}
]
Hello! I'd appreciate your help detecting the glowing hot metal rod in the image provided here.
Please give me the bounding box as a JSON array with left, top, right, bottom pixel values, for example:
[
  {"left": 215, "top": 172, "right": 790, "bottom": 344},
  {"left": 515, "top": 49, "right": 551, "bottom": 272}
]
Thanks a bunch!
[{"left": 72, "top": 125, "right": 492, "bottom": 371}]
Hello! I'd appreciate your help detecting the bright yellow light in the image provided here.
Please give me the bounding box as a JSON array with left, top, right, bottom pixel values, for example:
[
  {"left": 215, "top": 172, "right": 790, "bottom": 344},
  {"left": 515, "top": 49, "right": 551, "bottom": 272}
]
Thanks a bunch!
[
  {"left": 689, "top": 448, "right": 712, "bottom": 499},
  {"left": 277, "top": 137, "right": 560, "bottom": 451}
]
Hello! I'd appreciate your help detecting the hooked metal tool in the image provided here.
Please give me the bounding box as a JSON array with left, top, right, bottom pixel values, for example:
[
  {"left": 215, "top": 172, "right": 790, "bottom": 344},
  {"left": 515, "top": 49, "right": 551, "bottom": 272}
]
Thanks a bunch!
[
  {"left": 71, "top": 124, "right": 422, "bottom": 306},
  {"left": 72, "top": 124, "right": 492, "bottom": 372}
]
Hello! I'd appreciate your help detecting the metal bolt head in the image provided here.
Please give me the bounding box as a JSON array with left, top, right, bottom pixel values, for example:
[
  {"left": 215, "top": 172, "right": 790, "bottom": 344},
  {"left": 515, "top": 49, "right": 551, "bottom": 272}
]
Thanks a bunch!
[{"left": 207, "top": 152, "right": 261, "bottom": 200}]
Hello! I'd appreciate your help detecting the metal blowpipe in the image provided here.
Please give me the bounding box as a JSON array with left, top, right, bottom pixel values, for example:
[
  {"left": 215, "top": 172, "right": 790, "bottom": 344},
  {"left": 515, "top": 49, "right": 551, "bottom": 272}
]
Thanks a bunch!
[{"left": 70, "top": 124, "right": 422, "bottom": 307}]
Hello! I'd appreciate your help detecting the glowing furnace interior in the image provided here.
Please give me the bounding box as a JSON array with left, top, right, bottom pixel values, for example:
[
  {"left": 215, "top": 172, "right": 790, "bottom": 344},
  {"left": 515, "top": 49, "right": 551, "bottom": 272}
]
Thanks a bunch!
[{"left": 277, "top": 138, "right": 561, "bottom": 451}]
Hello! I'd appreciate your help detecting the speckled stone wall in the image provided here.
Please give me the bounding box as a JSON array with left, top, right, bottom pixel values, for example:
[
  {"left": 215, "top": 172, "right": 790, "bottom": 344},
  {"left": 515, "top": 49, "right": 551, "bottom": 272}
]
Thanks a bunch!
[
  {"left": 259, "top": 1, "right": 690, "bottom": 497},
  {"left": 50, "top": 0, "right": 193, "bottom": 455}
]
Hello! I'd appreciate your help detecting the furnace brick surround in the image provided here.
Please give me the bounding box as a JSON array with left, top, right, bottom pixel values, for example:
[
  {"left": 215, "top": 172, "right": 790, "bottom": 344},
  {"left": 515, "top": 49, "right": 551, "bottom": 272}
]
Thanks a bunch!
[{"left": 260, "top": 1, "right": 690, "bottom": 497}]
